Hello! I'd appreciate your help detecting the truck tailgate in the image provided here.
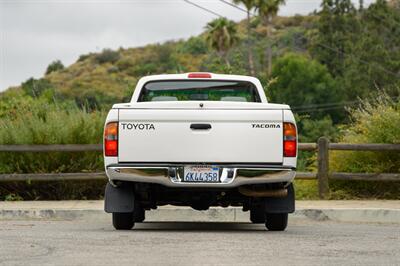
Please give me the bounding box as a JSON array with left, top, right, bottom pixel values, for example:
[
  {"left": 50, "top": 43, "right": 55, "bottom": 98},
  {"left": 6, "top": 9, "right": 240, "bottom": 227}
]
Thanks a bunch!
[{"left": 118, "top": 108, "right": 283, "bottom": 164}]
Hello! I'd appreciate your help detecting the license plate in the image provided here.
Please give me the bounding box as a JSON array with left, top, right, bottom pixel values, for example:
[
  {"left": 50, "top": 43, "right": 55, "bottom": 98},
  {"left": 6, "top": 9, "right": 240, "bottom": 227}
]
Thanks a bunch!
[{"left": 183, "top": 165, "right": 220, "bottom": 182}]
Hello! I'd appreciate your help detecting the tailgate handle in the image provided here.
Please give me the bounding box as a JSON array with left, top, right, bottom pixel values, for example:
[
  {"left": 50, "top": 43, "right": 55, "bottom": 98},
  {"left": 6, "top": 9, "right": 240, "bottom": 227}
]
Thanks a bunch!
[{"left": 190, "top": 123, "right": 211, "bottom": 130}]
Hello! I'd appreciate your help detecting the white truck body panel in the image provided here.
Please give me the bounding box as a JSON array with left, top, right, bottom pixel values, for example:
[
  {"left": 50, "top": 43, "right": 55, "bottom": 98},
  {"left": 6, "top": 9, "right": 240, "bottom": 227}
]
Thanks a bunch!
[{"left": 118, "top": 108, "right": 283, "bottom": 163}]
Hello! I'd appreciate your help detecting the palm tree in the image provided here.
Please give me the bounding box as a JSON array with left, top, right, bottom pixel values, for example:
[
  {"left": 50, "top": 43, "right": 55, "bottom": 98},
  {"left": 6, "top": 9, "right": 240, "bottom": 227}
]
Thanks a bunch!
[
  {"left": 254, "top": 0, "right": 286, "bottom": 76},
  {"left": 233, "top": 0, "right": 256, "bottom": 75},
  {"left": 205, "top": 18, "right": 239, "bottom": 67}
]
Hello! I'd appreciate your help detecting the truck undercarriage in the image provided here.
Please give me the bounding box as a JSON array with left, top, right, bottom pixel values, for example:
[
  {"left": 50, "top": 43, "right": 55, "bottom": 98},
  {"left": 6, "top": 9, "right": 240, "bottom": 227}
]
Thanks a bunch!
[{"left": 105, "top": 181, "right": 295, "bottom": 231}]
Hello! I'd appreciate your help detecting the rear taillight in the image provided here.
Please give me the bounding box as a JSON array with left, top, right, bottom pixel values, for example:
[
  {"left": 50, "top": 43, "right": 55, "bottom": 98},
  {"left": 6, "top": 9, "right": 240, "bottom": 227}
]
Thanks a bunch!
[
  {"left": 283, "top": 122, "right": 297, "bottom": 157},
  {"left": 104, "top": 122, "right": 118, "bottom": 156}
]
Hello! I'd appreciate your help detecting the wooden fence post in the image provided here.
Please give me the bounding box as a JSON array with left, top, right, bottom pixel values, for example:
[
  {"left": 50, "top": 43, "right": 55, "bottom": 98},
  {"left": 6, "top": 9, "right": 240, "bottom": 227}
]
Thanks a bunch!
[{"left": 317, "top": 137, "right": 330, "bottom": 199}]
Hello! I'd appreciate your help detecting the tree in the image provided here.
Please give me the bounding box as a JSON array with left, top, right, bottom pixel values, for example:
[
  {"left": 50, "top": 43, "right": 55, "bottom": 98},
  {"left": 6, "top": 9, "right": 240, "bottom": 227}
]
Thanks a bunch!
[
  {"left": 233, "top": 0, "right": 256, "bottom": 75},
  {"left": 310, "top": 0, "right": 400, "bottom": 100},
  {"left": 254, "top": 0, "right": 286, "bottom": 76},
  {"left": 310, "top": 0, "right": 358, "bottom": 78},
  {"left": 342, "top": 0, "right": 400, "bottom": 99},
  {"left": 205, "top": 18, "right": 239, "bottom": 67},
  {"left": 268, "top": 53, "right": 343, "bottom": 122},
  {"left": 45, "top": 60, "right": 64, "bottom": 75}
]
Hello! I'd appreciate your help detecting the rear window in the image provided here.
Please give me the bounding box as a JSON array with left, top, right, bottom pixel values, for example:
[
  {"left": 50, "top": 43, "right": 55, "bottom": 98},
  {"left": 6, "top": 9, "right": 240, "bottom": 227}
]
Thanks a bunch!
[{"left": 138, "top": 80, "right": 261, "bottom": 102}]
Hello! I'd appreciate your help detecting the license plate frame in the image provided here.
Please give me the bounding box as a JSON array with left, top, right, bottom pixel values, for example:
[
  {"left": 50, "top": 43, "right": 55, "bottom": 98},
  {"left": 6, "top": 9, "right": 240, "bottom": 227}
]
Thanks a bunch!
[{"left": 183, "top": 165, "right": 220, "bottom": 183}]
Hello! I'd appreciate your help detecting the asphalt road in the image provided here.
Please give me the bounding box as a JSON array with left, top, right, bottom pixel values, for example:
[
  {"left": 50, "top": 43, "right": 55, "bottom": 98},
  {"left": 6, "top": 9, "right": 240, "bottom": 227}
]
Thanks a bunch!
[{"left": 0, "top": 219, "right": 399, "bottom": 266}]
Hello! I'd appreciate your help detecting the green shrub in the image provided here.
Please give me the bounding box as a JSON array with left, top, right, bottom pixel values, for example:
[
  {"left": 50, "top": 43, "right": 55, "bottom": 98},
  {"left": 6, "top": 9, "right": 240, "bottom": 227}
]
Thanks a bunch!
[
  {"left": 298, "top": 116, "right": 341, "bottom": 143},
  {"left": 94, "top": 49, "right": 120, "bottom": 64},
  {"left": 107, "top": 66, "right": 119, "bottom": 73},
  {"left": 0, "top": 99, "right": 106, "bottom": 174},
  {"left": 0, "top": 98, "right": 107, "bottom": 200},
  {"left": 331, "top": 93, "right": 400, "bottom": 173},
  {"left": 294, "top": 180, "right": 319, "bottom": 200},
  {"left": 78, "top": 53, "right": 91, "bottom": 62},
  {"left": 45, "top": 60, "right": 65, "bottom": 74},
  {"left": 329, "top": 93, "right": 400, "bottom": 199},
  {"left": 295, "top": 115, "right": 341, "bottom": 174},
  {"left": 178, "top": 36, "right": 208, "bottom": 55},
  {"left": 116, "top": 58, "right": 135, "bottom": 70},
  {"left": 0, "top": 180, "right": 106, "bottom": 201},
  {"left": 21, "top": 78, "right": 53, "bottom": 98},
  {"left": 130, "top": 63, "right": 158, "bottom": 76}
]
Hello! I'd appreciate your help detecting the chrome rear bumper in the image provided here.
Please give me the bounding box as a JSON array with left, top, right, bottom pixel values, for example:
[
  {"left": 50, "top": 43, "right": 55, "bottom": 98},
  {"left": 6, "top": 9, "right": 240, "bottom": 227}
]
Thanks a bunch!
[{"left": 106, "top": 164, "right": 296, "bottom": 188}]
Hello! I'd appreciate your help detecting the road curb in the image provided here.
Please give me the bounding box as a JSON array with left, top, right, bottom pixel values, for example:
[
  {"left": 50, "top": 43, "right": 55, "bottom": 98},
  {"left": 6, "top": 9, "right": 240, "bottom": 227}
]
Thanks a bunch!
[
  {"left": 0, "top": 205, "right": 399, "bottom": 224},
  {"left": 294, "top": 208, "right": 400, "bottom": 224}
]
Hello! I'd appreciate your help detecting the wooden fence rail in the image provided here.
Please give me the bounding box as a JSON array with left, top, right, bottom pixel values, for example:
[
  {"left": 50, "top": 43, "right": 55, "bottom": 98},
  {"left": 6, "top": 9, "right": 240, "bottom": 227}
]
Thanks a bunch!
[
  {"left": 1, "top": 138, "right": 399, "bottom": 198},
  {"left": 0, "top": 144, "right": 102, "bottom": 152}
]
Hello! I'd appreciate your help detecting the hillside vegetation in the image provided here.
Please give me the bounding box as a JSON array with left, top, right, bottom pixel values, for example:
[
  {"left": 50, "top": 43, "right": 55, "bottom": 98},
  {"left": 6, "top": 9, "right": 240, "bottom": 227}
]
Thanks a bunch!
[{"left": 4, "top": 15, "right": 317, "bottom": 108}]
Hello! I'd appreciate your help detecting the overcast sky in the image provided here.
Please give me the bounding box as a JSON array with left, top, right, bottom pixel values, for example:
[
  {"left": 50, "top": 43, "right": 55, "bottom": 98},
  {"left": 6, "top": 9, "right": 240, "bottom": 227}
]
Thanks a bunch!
[{"left": 0, "top": 0, "right": 374, "bottom": 91}]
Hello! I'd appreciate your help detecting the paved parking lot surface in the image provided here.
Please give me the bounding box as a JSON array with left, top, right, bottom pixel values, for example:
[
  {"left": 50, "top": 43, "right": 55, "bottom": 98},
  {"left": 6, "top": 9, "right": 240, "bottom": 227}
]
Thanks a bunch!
[{"left": 0, "top": 219, "right": 399, "bottom": 266}]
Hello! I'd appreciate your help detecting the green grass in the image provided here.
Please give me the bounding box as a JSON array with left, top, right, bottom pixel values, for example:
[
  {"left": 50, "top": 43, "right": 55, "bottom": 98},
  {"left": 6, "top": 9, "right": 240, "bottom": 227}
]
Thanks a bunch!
[
  {"left": 0, "top": 97, "right": 107, "bottom": 200},
  {"left": 294, "top": 179, "right": 400, "bottom": 200},
  {"left": 294, "top": 180, "right": 320, "bottom": 200},
  {"left": 0, "top": 180, "right": 107, "bottom": 201}
]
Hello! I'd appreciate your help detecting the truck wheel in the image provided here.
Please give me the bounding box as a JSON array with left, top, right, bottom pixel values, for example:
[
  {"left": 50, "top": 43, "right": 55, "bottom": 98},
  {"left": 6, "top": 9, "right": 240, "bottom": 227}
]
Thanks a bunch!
[
  {"left": 265, "top": 213, "right": 288, "bottom": 231},
  {"left": 112, "top": 212, "right": 134, "bottom": 230},
  {"left": 133, "top": 203, "right": 145, "bottom": 222},
  {"left": 250, "top": 207, "right": 265, "bottom": 224}
]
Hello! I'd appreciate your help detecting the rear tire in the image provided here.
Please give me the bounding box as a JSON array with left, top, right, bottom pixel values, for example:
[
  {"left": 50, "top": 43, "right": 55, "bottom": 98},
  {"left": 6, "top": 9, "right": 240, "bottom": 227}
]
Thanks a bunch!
[
  {"left": 112, "top": 212, "right": 134, "bottom": 230},
  {"left": 250, "top": 206, "right": 265, "bottom": 224},
  {"left": 265, "top": 213, "right": 288, "bottom": 231},
  {"left": 133, "top": 202, "right": 145, "bottom": 222}
]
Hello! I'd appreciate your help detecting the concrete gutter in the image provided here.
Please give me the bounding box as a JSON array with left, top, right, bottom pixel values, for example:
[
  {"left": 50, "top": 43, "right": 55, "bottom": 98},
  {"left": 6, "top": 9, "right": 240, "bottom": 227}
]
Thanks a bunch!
[{"left": 0, "top": 200, "right": 399, "bottom": 224}]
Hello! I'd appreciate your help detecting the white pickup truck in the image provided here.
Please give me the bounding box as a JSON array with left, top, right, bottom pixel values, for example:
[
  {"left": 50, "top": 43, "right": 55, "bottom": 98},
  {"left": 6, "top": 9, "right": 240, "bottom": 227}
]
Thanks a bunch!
[{"left": 103, "top": 73, "right": 297, "bottom": 231}]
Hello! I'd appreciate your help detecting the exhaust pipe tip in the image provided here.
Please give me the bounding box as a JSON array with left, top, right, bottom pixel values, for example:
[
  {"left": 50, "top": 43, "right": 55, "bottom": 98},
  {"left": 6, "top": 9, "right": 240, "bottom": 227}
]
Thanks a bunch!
[{"left": 238, "top": 186, "right": 288, "bottom": 198}]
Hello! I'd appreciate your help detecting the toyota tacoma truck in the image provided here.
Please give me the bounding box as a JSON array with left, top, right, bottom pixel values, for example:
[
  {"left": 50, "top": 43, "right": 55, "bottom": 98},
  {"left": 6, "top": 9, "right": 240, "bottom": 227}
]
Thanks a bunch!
[{"left": 103, "top": 73, "right": 297, "bottom": 231}]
